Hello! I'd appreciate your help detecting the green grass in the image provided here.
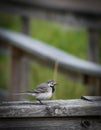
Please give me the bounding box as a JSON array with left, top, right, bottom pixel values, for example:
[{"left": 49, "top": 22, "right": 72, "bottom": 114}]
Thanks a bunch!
[
  {"left": 99, "top": 31, "right": 101, "bottom": 63},
  {"left": 30, "top": 20, "right": 87, "bottom": 59},
  {"left": 0, "top": 54, "right": 9, "bottom": 89},
  {"left": 0, "top": 16, "right": 87, "bottom": 99}
]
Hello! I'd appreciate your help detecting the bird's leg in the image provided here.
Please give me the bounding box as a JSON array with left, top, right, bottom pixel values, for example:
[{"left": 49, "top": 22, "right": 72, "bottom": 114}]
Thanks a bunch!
[{"left": 37, "top": 99, "right": 44, "bottom": 105}]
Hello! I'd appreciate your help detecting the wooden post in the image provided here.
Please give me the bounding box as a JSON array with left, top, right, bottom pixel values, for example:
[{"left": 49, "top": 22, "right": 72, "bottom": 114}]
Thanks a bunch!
[
  {"left": 20, "top": 16, "right": 30, "bottom": 35},
  {"left": 96, "top": 78, "right": 101, "bottom": 96},
  {"left": 9, "top": 47, "right": 24, "bottom": 100},
  {"left": 87, "top": 28, "right": 99, "bottom": 63},
  {"left": 86, "top": 77, "right": 101, "bottom": 96},
  {"left": 8, "top": 16, "right": 30, "bottom": 100},
  {"left": 87, "top": 28, "right": 101, "bottom": 95},
  {"left": 19, "top": 16, "right": 30, "bottom": 96}
]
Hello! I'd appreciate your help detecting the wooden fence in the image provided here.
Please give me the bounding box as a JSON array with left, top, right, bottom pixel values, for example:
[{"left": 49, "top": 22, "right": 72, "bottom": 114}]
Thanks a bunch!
[
  {"left": 0, "top": 1, "right": 101, "bottom": 129},
  {"left": 0, "top": 97, "right": 101, "bottom": 130}
]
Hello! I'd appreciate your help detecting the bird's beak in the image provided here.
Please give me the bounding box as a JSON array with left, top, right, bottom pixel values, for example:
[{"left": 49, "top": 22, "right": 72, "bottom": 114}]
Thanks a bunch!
[{"left": 54, "top": 82, "right": 58, "bottom": 85}]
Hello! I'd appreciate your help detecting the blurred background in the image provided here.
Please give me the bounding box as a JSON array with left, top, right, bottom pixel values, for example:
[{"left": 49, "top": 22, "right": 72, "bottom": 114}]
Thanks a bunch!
[{"left": 0, "top": 0, "right": 101, "bottom": 101}]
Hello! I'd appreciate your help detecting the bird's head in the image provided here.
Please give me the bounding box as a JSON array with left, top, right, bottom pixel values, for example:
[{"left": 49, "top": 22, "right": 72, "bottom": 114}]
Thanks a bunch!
[
  {"left": 47, "top": 80, "right": 57, "bottom": 93},
  {"left": 47, "top": 80, "right": 57, "bottom": 87}
]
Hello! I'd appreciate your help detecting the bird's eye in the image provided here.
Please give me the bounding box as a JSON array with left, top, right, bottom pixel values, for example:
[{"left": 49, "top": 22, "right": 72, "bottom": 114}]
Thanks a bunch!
[{"left": 51, "top": 82, "right": 54, "bottom": 86}]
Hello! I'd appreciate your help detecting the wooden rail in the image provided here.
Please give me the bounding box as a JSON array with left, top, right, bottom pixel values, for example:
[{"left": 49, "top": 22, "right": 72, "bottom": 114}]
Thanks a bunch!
[
  {"left": 0, "top": 28, "right": 101, "bottom": 98},
  {"left": 0, "top": 0, "right": 101, "bottom": 28},
  {"left": 0, "top": 97, "right": 101, "bottom": 129},
  {"left": 0, "top": 29, "right": 101, "bottom": 78}
]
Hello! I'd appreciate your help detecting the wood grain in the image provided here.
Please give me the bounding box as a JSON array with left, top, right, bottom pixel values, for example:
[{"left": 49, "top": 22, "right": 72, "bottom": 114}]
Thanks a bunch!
[
  {"left": 0, "top": 99, "right": 101, "bottom": 117},
  {"left": 0, "top": 118, "right": 101, "bottom": 130},
  {"left": 0, "top": 99, "right": 101, "bottom": 130}
]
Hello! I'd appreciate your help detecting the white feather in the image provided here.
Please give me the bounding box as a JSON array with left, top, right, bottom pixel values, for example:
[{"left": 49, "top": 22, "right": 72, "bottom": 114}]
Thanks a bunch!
[{"left": 36, "top": 87, "right": 52, "bottom": 100}]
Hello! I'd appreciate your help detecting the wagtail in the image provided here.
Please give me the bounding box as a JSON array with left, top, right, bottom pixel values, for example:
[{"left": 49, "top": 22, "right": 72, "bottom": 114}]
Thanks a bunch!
[{"left": 14, "top": 80, "right": 57, "bottom": 104}]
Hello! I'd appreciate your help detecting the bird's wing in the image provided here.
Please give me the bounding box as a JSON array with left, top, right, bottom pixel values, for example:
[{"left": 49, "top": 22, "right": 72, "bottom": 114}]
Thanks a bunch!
[
  {"left": 34, "top": 83, "right": 48, "bottom": 93},
  {"left": 27, "top": 83, "right": 48, "bottom": 94}
]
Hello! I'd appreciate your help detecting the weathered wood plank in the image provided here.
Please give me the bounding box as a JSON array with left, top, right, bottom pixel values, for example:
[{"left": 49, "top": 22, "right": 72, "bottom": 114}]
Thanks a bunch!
[
  {"left": 0, "top": 118, "right": 101, "bottom": 130},
  {"left": 81, "top": 96, "right": 101, "bottom": 101},
  {"left": 0, "top": 99, "right": 101, "bottom": 117},
  {"left": 0, "top": 99, "right": 101, "bottom": 130}
]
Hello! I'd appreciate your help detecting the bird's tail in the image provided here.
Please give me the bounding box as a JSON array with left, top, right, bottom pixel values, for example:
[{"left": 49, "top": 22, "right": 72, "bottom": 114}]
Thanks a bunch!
[{"left": 13, "top": 92, "right": 35, "bottom": 96}]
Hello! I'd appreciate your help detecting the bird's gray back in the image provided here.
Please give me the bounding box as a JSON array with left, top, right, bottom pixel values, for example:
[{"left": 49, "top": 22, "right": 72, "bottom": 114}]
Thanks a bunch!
[{"left": 33, "top": 83, "right": 49, "bottom": 93}]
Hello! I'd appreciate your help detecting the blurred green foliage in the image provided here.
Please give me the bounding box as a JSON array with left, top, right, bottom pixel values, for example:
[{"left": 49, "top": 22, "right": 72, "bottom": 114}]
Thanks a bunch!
[
  {"left": 99, "top": 32, "right": 101, "bottom": 63},
  {"left": 0, "top": 14, "right": 88, "bottom": 99},
  {"left": 0, "top": 54, "right": 8, "bottom": 89}
]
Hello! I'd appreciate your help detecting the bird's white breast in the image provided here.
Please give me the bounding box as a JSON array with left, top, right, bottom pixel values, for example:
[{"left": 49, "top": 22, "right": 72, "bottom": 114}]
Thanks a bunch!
[{"left": 36, "top": 87, "right": 52, "bottom": 100}]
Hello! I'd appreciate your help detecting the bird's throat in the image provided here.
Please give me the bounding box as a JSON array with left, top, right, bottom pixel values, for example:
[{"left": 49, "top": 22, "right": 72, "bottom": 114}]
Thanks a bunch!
[{"left": 50, "top": 86, "right": 55, "bottom": 93}]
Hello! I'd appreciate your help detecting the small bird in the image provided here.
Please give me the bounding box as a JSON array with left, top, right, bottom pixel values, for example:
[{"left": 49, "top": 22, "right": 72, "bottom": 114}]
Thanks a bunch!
[{"left": 15, "top": 80, "right": 57, "bottom": 104}]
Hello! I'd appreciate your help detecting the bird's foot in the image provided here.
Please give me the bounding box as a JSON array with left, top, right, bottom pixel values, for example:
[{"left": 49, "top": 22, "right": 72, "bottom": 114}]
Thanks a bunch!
[{"left": 37, "top": 99, "right": 45, "bottom": 105}]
